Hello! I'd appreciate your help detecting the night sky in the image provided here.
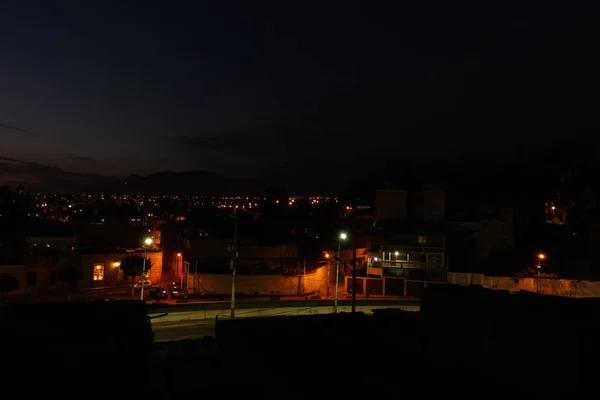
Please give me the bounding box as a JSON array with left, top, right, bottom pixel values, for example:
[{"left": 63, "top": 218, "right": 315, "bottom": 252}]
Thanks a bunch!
[{"left": 1, "top": 2, "right": 598, "bottom": 185}]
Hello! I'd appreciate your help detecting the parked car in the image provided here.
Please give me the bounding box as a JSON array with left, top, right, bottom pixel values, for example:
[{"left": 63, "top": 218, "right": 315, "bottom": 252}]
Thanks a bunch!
[
  {"left": 149, "top": 286, "right": 168, "bottom": 299},
  {"left": 170, "top": 282, "right": 185, "bottom": 298},
  {"left": 133, "top": 280, "right": 152, "bottom": 290}
]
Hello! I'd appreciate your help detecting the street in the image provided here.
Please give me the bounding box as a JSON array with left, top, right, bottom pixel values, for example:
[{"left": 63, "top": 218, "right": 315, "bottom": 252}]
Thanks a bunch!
[
  {"left": 153, "top": 321, "right": 216, "bottom": 342},
  {"left": 147, "top": 298, "right": 419, "bottom": 314},
  {"left": 151, "top": 299, "right": 419, "bottom": 342}
]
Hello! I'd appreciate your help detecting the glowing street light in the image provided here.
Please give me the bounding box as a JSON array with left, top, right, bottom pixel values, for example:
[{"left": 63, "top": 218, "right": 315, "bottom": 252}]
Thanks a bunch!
[
  {"left": 140, "top": 238, "right": 153, "bottom": 301},
  {"left": 334, "top": 232, "right": 348, "bottom": 313},
  {"left": 536, "top": 253, "right": 546, "bottom": 294},
  {"left": 323, "top": 252, "right": 331, "bottom": 297}
]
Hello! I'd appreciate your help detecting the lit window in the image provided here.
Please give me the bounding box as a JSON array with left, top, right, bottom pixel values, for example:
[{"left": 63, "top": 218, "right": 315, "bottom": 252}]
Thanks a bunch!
[
  {"left": 418, "top": 236, "right": 427, "bottom": 244},
  {"left": 93, "top": 264, "right": 105, "bottom": 281}
]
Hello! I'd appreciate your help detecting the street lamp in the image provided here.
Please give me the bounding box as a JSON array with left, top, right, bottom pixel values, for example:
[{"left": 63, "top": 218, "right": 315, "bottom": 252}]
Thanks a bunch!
[
  {"left": 324, "top": 252, "right": 331, "bottom": 297},
  {"left": 176, "top": 252, "right": 182, "bottom": 277},
  {"left": 537, "top": 253, "right": 546, "bottom": 264},
  {"left": 536, "top": 253, "right": 546, "bottom": 294},
  {"left": 334, "top": 232, "right": 347, "bottom": 313},
  {"left": 140, "top": 237, "right": 153, "bottom": 301}
]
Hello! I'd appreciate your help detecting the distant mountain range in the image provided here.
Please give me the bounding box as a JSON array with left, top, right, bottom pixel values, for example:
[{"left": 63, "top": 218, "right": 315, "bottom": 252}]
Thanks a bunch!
[
  {"left": 0, "top": 157, "right": 265, "bottom": 195},
  {"left": 3, "top": 140, "right": 594, "bottom": 195},
  {"left": 85, "top": 170, "right": 266, "bottom": 196},
  {"left": 0, "top": 157, "right": 112, "bottom": 193}
]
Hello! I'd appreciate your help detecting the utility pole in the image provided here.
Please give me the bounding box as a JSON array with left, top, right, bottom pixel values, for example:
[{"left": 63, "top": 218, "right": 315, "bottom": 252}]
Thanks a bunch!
[
  {"left": 194, "top": 257, "right": 198, "bottom": 296},
  {"left": 351, "top": 234, "right": 357, "bottom": 313},
  {"left": 184, "top": 261, "right": 190, "bottom": 299},
  {"left": 303, "top": 254, "right": 307, "bottom": 295},
  {"left": 140, "top": 237, "right": 152, "bottom": 301},
  {"left": 140, "top": 250, "right": 147, "bottom": 301},
  {"left": 326, "top": 260, "right": 330, "bottom": 298},
  {"left": 334, "top": 233, "right": 347, "bottom": 313},
  {"left": 230, "top": 202, "right": 238, "bottom": 319}
]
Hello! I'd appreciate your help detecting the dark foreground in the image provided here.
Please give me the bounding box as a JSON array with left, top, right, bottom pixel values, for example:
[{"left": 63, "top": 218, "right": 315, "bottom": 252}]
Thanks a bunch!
[{"left": 3, "top": 286, "right": 599, "bottom": 397}]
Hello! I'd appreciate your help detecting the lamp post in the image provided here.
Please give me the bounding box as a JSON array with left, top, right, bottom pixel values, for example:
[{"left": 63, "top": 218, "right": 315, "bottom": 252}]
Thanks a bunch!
[
  {"left": 176, "top": 252, "right": 182, "bottom": 285},
  {"left": 536, "top": 253, "right": 546, "bottom": 294},
  {"left": 334, "top": 232, "right": 347, "bottom": 313},
  {"left": 230, "top": 201, "right": 238, "bottom": 319},
  {"left": 324, "top": 252, "right": 331, "bottom": 298},
  {"left": 140, "top": 237, "right": 153, "bottom": 301}
]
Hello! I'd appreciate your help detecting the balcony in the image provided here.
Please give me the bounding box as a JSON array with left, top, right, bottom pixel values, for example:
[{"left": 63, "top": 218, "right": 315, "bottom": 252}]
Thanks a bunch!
[{"left": 367, "top": 250, "right": 445, "bottom": 271}]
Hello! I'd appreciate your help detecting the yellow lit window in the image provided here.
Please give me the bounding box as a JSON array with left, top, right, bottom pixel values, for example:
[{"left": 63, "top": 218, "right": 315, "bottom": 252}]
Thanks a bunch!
[
  {"left": 418, "top": 236, "right": 427, "bottom": 245},
  {"left": 93, "top": 264, "right": 105, "bottom": 281}
]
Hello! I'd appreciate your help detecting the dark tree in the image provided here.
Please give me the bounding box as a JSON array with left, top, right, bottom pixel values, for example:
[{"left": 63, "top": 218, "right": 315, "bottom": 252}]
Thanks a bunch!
[
  {"left": 0, "top": 273, "right": 20, "bottom": 301},
  {"left": 58, "top": 265, "right": 82, "bottom": 301},
  {"left": 0, "top": 185, "right": 32, "bottom": 234},
  {"left": 119, "top": 255, "right": 152, "bottom": 297}
]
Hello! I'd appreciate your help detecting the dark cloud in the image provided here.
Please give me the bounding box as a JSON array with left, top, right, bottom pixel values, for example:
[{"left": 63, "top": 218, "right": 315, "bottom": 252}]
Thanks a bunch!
[
  {"left": 158, "top": 127, "right": 296, "bottom": 162},
  {"left": 67, "top": 155, "right": 95, "bottom": 162},
  {"left": 0, "top": 122, "right": 39, "bottom": 137}
]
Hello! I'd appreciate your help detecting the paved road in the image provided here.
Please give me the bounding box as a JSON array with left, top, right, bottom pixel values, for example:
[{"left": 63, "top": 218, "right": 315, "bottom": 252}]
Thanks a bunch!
[
  {"left": 154, "top": 322, "right": 216, "bottom": 342},
  {"left": 147, "top": 298, "right": 419, "bottom": 315},
  {"left": 151, "top": 299, "right": 419, "bottom": 342}
]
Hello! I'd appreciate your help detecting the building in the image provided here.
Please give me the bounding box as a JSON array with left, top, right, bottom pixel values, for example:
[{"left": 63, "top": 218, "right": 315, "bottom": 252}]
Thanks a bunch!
[
  {"left": 423, "top": 188, "right": 445, "bottom": 221},
  {"left": 375, "top": 187, "right": 446, "bottom": 223},
  {"left": 20, "top": 236, "right": 77, "bottom": 294},
  {"left": 78, "top": 248, "right": 163, "bottom": 288},
  {"left": 25, "top": 236, "right": 76, "bottom": 252},
  {"left": 447, "top": 206, "right": 514, "bottom": 262},
  {"left": 179, "top": 234, "right": 299, "bottom": 271},
  {"left": 366, "top": 233, "right": 446, "bottom": 281},
  {"left": 375, "top": 189, "right": 407, "bottom": 221}
]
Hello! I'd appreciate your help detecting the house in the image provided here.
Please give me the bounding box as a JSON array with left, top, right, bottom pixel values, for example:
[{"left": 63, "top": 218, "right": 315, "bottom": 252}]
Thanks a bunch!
[
  {"left": 366, "top": 233, "right": 446, "bottom": 282},
  {"left": 78, "top": 248, "right": 163, "bottom": 288}
]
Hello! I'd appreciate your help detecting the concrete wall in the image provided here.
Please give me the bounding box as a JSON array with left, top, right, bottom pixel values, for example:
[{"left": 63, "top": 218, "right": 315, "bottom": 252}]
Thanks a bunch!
[
  {"left": 184, "top": 239, "right": 298, "bottom": 265},
  {"left": 187, "top": 265, "right": 329, "bottom": 296},
  {"left": 448, "top": 272, "right": 600, "bottom": 298}
]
